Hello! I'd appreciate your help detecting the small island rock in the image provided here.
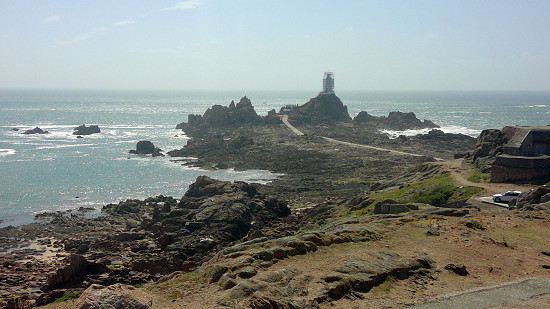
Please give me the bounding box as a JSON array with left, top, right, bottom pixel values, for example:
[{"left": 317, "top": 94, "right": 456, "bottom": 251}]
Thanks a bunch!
[
  {"left": 22, "top": 127, "right": 49, "bottom": 135},
  {"left": 73, "top": 124, "right": 100, "bottom": 135},
  {"left": 129, "top": 141, "right": 164, "bottom": 157}
]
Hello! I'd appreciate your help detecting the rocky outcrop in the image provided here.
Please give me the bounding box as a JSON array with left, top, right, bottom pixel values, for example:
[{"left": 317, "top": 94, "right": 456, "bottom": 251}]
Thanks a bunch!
[
  {"left": 129, "top": 141, "right": 164, "bottom": 157},
  {"left": 73, "top": 125, "right": 100, "bottom": 135},
  {"left": 176, "top": 96, "right": 262, "bottom": 136},
  {"left": 514, "top": 186, "right": 550, "bottom": 209},
  {"left": 354, "top": 111, "right": 438, "bottom": 131},
  {"left": 41, "top": 255, "right": 109, "bottom": 292},
  {"left": 103, "top": 177, "right": 291, "bottom": 272},
  {"left": 471, "top": 129, "right": 509, "bottom": 172},
  {"left": 75, "top": 284, "right": 152, "bottom": 309},
  {"left": 372, "top": 199, "right": 420, "bottom": 214},
  {"left": 286, "top": 93, "right": 351, "bottom": 123},
  {"left": 22, "top": 127, "right": 49, "bottom": 134}
]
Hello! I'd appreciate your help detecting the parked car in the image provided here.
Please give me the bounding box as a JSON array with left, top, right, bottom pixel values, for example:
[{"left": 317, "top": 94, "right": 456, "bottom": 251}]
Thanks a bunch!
[{"left": 492, "top": 190, "right": 522, "bottom": 203}]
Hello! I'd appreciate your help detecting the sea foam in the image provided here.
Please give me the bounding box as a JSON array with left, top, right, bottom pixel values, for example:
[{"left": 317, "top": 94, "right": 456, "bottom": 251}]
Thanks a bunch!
[
  {"left": 0, "top": 148, "right": 16, "bottom": 156},
  {"left": 381, "top": 126, "right": 481, "bottom": 139}
]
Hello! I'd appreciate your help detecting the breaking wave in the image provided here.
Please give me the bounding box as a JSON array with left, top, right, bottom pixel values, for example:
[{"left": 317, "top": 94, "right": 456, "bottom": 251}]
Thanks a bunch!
[
  {"left": 381, "top": 126, "right": 481, "bottom": 139},
  {"left": 0, "top": 148, "right": 16, "bottom": 156}
]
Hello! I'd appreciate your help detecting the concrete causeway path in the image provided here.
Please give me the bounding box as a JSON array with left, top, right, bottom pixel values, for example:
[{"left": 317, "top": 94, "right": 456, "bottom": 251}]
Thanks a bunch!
[
  {"left": 279, "top": 115, "right": 304, "bottom": 136},
  {"left": 411, "top": 277, "right": 550, "bottom": 309},
  {"left": 279, "top": 115, "right": 436, "bottom": 158}
]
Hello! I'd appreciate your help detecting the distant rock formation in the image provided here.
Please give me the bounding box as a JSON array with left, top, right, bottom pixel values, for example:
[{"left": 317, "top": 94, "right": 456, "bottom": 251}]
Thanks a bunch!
[
  {"left": 354, "top": 111, "right": 439, "bottom": 131},
  {"left": 22, "top": 127, "right": 49, "bottom": 135},
  {"left": 73, "top": 124, "right": 100, "bottom": 136},
  {"left": 285, "top": 93, "right": 351, "bottom": 123},
  {"left": 176, "top": 96, "right": 263, "bottom": 136},
  {"left": 129, "top": 141, "right": 164, "bottom": 157}
]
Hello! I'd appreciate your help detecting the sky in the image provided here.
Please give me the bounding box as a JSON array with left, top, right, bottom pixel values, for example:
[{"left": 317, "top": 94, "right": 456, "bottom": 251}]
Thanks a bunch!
[{"left": 1, "top": 1, "right": 549, "bottom": 91}]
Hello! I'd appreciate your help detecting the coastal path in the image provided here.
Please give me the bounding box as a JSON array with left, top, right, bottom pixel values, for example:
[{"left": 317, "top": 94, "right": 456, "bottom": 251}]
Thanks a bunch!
[
  {"left": 411, "top": 277, "right": 550, "bottom": 309},
  {"left": 279, "top": 115, "right": 437, "bottom": 159},
  {"left": 279, "top": 115, "right": 304, "bottom": 136}
]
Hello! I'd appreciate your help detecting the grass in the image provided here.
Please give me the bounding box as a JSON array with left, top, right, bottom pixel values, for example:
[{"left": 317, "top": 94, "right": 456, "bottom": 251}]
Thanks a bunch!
[
  {"left": 466, "top": 168, "right": 491, "bottom": 183},
  {"left": 364, "top": 172, "right": 483, "bottom": 209},
  {"left": 370, "top": 276, "right": 397, "bottom": 293},
  {"left": 53, "top": 291, "right": 80, "bottom": 303}
]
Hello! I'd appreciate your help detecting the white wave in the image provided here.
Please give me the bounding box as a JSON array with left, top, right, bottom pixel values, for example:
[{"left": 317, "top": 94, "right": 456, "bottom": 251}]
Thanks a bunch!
[
  {"left": 0, "top": 148, "right": 16, "bottom": 156},
  {"left": 36, "top": 143, "right": 94, "bottom": 150},
  {"left": 105, "top": 125, "right": 165, "bottom": 129},
  {"left": 529, "top": 105, "right": 550, "bottom": 108},
  {"left": 381, "top": 125, "right": 481, "bottom": 139}
]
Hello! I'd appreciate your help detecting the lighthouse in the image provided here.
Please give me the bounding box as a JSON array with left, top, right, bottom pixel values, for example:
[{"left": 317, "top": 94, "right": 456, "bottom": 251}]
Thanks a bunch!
[{"left": 322, "top": 72, "right": 335, "bottom": 94}]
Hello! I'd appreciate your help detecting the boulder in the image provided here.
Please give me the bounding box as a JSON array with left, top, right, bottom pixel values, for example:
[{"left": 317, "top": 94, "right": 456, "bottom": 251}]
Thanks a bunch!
[
  {"left": 516, "top": 186, "right": 550, "bottom": 208},
  {"left": 41, "top": 255, "right": 109, "bottom": 292},
  {"left": 445, "top": 263, "right": 469, "bottom": 276},
  {"left": 75, "top": 284, "right": 152, "bottom": 309},
  {"left": 129, "top": 141, "right": 164, "bottom": 157},
  {"left": 372, "top": 199, "right": 419, "bottom": 214},
  {"left": 73, "top": 125, "right": 100, "bottom": 135},
  {"left": 22, "top": 127, "right": 49, "bottom": 134}
]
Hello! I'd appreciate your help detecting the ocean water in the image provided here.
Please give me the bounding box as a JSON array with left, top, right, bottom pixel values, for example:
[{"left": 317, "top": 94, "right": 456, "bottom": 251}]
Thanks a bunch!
[{"left": 1, "top": 89, "right": 549, "bottom": 226}]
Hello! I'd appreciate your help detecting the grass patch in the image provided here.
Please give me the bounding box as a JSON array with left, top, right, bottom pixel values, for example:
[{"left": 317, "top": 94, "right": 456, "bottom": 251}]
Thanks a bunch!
[
  {"left": 371, "top": 276, "right": 397, "bottom": 293},
  {"left": 369, "top": 172, "right": 483, "bottom": 207},
  {"left": 466, "top": 169, "right": 491, "bottom": 183},
  {"left": 53, "top": 291, "right": 80, "bottom": 303}
]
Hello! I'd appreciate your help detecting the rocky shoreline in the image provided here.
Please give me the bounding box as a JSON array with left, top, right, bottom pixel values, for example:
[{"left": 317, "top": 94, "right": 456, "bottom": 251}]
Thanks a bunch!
[{"left": 2, "top": 94, "right": 536, "bottom": 308}]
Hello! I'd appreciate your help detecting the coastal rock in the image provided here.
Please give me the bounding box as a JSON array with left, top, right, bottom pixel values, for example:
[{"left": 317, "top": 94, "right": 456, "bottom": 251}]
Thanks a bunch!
[
  {"left": 22, "top": 127, "right": 49, "bottom": 134},
  {"left": 42, "top": 255, "right": 109, "bottom": 292},
  {"left": 354, "top": 111, "right": 439, "bottom": 131},
  {"left": 471, "top": 128, "right": 510, "bottom": 172},
  {"left": 322, "top": 251, "right": 432, "bottom": 300},
  {"left": 75, "top": 284, "right": 152, "bottom": 309},
  {"left": 73, "top": 124, "right": 100, "bottom": 135},
  {"left": 286, "top": 93, "right": 351, "bottom": 123},
  {"left": 129, "top": 141, "right": 164, "bottom": 157},
  {"left": 516, "top": 186, "right": 550, "bottom": 208},
  {"left": 372, "top": 199, "right": 419, "bottom": 214},
  {"left": 176, "top": 96, "right": 262, "bottom": 135}
]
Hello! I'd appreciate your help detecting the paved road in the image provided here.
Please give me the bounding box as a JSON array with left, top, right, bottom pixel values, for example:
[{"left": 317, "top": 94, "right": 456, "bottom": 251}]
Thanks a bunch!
[{"left": 411, "top": 277, "right": 550, "bottom": 309}]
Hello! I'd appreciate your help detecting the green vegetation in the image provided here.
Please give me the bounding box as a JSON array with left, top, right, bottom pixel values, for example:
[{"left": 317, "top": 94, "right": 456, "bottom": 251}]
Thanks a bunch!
[
  {"left": 464, "top": 219, "right": 485, "bottom": 230},
  {"left": 53, "top": 291, "right": 80, "bottom": 303},
  {"left": 368, "top": 172, "right": 483, "bottom": 208},
  {"left": 371, "top": 276, "right": 396, "bottom": 293},
  {"left": 466, "top": 168, "right": 491, "bottom": 183}
]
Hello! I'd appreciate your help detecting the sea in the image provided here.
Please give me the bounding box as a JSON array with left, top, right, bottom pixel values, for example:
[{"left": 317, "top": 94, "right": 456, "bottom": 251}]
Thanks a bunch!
[{"left": 1, "top": 89, "right": 549, "bottom": 227}]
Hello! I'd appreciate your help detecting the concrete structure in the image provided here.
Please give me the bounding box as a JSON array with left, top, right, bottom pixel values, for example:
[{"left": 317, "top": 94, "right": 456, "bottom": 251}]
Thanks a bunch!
[
  {"left": 491, "top": 126, "right": 550, "bottom": 183},
  {"left": 322, "top": 72, "right": 334, "bottom": 94}
]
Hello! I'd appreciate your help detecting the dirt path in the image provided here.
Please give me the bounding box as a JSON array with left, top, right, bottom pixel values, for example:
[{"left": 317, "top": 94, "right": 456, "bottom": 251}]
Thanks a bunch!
[{"left": 437, "top": 158, "right": 534, "bottom": 194}]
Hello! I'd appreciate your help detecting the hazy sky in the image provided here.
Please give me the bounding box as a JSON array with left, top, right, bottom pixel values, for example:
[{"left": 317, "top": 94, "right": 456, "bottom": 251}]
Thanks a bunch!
[{"left": 1, "top": 1, "right": 549, "bottom": 91}]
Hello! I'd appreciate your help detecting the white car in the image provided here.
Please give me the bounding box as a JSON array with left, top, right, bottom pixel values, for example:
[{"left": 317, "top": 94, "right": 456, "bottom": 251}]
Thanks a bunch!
[{"left": 492, "top": 191, "right": 522, "bottom": 203}]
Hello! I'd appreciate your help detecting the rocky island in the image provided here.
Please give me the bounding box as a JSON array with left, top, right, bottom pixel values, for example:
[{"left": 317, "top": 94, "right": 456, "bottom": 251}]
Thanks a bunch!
[{"left": 2, "top": 92, "right": 550, "bottom": 309}]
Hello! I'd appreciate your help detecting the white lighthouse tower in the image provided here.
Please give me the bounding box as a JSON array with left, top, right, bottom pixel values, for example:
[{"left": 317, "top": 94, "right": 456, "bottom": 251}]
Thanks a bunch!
[{"left": 322, "top": 72, "right": 335, "bottom": 95}]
